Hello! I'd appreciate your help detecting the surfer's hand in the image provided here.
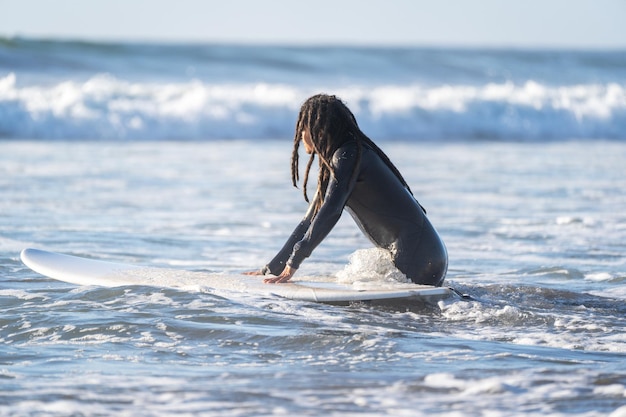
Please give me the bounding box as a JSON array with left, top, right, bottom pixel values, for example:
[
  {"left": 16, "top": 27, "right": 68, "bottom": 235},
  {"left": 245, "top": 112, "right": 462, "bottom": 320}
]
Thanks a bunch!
[{"left": 264, "top": 265, "right": 296, "bottom": 284}]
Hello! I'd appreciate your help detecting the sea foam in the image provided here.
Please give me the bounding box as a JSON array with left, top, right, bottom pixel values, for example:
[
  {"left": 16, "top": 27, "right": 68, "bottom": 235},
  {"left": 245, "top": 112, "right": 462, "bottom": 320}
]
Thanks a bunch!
[{"left": 1, "top": 73, "right": 624, "bottom": 140}]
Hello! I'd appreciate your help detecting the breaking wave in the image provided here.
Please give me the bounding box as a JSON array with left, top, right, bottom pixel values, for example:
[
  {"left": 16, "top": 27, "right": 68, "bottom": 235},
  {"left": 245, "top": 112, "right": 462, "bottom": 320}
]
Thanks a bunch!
[{"left": 1, "top": 72, "right": 624, "bottom": 140}]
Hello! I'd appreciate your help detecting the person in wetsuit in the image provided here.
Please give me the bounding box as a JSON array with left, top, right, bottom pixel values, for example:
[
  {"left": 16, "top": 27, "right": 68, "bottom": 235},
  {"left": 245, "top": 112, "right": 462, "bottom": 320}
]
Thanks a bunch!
[{"left": 246, "top": 94, "right": 447, "bottom": 286}]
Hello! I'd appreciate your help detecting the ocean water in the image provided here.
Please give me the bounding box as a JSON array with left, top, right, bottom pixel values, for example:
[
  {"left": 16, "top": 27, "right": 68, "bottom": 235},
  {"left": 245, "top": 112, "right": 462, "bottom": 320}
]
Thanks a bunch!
[
  {"left": 1, "top": 38, "right": 626, "bottom": 416},
  {"left": 1, "top": 38, "right": 625, "bottom": 141}
]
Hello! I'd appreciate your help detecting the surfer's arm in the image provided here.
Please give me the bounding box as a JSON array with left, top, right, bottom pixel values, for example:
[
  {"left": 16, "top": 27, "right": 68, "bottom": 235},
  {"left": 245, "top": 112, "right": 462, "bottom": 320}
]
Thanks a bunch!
[
  {"left": 261, "top": 220, "right": 309, "bottom": 275},
  {"left": 286, "top": 145, "right": 359, "bottom": 270},
  {"left": 257, "top": 195, "right": 319, "bottom": 276}
]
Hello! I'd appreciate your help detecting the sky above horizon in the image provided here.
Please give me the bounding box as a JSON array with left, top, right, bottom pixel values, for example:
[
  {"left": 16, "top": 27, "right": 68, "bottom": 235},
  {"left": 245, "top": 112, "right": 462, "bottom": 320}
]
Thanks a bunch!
[{"left": 1, "top": 0, "right": 625, "bottom": 49}]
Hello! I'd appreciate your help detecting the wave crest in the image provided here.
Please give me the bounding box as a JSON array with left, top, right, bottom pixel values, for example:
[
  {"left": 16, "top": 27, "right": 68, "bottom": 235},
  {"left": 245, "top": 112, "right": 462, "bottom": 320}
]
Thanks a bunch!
[{"left": 1, "top": 73, "right": 624, "bottom": 140}]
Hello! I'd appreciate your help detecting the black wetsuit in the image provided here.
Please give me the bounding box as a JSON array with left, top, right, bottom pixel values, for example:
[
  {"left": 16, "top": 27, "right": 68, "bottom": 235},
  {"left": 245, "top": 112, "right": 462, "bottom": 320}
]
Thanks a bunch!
[{"left": 263, "top": 141, "right": 448, "bottom": 286}]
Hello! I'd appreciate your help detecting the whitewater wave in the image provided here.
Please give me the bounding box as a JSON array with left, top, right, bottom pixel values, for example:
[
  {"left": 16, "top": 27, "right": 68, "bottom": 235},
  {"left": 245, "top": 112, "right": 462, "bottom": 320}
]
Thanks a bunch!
[{"left": 1, "top": 73, "right": 624, "bottom": 140}]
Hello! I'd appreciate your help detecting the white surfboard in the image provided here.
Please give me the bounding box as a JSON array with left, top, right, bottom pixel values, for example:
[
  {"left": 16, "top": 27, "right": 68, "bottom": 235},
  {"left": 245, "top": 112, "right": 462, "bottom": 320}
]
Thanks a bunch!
[{"left": 20, "top": 248, "right": 452, "bottom": 304}]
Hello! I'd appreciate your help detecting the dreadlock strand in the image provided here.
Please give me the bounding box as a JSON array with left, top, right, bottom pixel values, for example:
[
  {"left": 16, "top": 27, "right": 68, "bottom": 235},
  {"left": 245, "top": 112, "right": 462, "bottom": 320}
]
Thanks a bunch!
[
  {"left": 291, "top": 140, "right": 300, "bottom": 187},
  {"left": 302, "top": 153, "right": 315, "bottom": 203}
]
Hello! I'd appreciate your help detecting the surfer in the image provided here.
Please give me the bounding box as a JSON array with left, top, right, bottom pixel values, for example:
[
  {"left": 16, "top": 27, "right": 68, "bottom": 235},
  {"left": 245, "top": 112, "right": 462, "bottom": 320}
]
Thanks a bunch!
[{"left": 246, "top": 94, "right": 447, "bottom": 286}]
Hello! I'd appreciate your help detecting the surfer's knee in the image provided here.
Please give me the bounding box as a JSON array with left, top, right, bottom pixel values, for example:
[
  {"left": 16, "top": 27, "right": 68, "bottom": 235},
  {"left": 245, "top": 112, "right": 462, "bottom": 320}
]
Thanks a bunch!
[
  {"left": 405, "top": 263, "right": 447, "bottom": 286},
  {"left": 395, "top": 250, "right": 447, "bottom": 286}
]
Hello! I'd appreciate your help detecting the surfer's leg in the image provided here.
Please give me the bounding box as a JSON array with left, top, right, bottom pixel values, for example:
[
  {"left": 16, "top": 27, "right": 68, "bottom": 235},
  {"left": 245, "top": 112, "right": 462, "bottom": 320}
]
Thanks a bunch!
[{"left": 393, "top": 220, "right": 448, "bottom": 287}]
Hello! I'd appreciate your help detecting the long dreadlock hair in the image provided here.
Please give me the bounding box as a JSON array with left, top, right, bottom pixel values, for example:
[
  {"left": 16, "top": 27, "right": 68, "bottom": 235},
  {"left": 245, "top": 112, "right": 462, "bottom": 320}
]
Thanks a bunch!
[{"left": 291, "top": 94, "right": 417, "bottom": 216}]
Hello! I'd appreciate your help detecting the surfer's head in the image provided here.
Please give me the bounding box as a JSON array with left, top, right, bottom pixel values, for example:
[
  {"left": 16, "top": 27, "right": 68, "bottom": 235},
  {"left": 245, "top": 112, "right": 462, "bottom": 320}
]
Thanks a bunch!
[
  {"left": 291, "top": 94, "right": 363, "bottom": 211},
  {"left": 294, "top": 94, "right": 360, "bottom": 158}
]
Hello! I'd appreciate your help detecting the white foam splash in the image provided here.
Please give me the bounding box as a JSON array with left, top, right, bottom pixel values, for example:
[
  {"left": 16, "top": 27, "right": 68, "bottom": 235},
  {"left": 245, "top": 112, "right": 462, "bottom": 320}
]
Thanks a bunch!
[{"left": 335, "top": 248, "right": 409, "bottom": 284}]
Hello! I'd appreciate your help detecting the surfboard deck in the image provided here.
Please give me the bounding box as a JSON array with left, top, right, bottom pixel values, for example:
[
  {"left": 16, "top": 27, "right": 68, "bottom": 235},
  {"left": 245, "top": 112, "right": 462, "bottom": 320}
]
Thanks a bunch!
[{"left": 20, "top": 248, "right": 452, "bottom": 304}]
